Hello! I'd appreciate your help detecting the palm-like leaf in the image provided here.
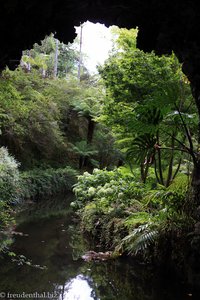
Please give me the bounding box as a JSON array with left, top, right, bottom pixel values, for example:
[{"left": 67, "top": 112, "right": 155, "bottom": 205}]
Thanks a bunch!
[
  {"left": 117, "top": 223, "right": 158, "bottom": 256},
  {"left": 71, "top": 141, "right": 98, "bottom": 157},
  {"left": 126, "top": 134, "right": 156, "bottom": 164},
  {"left": 125, "top": 230, "right": 158, "bottom": 255}
]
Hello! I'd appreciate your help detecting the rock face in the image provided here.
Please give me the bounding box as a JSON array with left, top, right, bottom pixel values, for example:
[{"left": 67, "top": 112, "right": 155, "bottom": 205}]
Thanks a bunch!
[{"left": 82, "top": 250, "right": 113, "bottom": 262}]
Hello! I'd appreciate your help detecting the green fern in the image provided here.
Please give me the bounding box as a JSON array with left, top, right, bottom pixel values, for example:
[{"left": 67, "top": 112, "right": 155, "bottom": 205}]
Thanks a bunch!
[
  {"left": 126, "top": 230, "right": 158, "bottom": 255},
  {"left": 116, "top": 223, "right": 158, "bottom": 256}
]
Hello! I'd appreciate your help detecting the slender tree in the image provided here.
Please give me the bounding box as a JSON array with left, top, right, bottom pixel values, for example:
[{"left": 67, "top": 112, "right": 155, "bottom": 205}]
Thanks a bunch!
[
  {"left": 78, "top": 24, "right": 83, "bottom": 81},
  {"left": 53, "top": 38, "right": 59, "bottom": 78}
]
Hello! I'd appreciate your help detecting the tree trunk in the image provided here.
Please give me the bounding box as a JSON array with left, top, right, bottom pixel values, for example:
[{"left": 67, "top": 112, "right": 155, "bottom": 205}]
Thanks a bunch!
[
  {"left": 190, "top": 161, "right": 200, "bottom": 217},
  {"left": 156, "top": 131, "right": 164, "bottom": 185},
  {"left": 87, "top": 117, "right": 95, "bottom": 145},
  {"left": 172, "top": 157, "right": 182, "bottom": 181},
  {"left": 83, "top": 117, "right": 96, "bottom": 168},
  {"left": 189, "top": 81, "right": 200, "bottom": 216},
  {"left": 53, "top": 38, "right": 59, "bottom": 78},
  {"left": 42, "top": 68, "right": 46, "bottom": 78},
  {"left": 78, "top": 24, "right": 83, "bottom": 81},
  {"left": 154, "top": 157, "right": 161, "bottom": 184},
  {"left": 166, "top": 134, "right": 175, "bottom": 187},
  {"left": 79, "top": 156, "right": 84, "bottom": 169},
  {"left": 27, "top": 50, "right": 31, "bottom": 72},
  {"left": 140, "top": 162, "right": 149, "bottom": 184}
]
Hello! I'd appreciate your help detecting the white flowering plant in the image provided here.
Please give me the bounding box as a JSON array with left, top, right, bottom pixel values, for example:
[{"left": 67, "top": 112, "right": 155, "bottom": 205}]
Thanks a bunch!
[{"left": 72, "top": 167, "right": 146, "bottom": 211}]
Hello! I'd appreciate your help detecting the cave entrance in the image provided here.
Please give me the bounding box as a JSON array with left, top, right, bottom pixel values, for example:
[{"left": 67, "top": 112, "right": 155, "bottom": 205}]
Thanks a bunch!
[{"left": 19, "top": 21, "right": 119, "bottom": 81}]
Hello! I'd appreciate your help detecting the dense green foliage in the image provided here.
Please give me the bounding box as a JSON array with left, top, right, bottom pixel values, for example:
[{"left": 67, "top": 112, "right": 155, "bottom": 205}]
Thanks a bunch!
[
  {"left": 72, "top": 167, "right": 192, "bottom": 258},
  {"left": 0, "top": 148, "right": 17, "bottom": 252},
  {"left": 0, "top": 68, "right": 65, "bottom": 168},
  {"left": 20, "top": 167, "right": 77, "bottom": 200},
  {"left": 0, "top": 68, "right": 115, "bottom": 169},
  {"left": 0, "top": 147, "right": 20, "bottom": 204},
  {"left": 71, "top": 27, "right": 196, "bottom": 260},
  {"left": 72, "top": 167, "right": 147, "bottom": 248},
  {"left": 0, "top": 25, "right": 197, "bottom": 265},
  {"left": 0, "top": 32, "right": 118, "bottom": 253},
  {"left": 22, "top": 34, "right": 79, "bottom": 78},
  {"left": 73, "top": 167, "right": 145, "bottom": 208},
  {"left": 98, "top": 28, "right": 196, "bottom": 186}
]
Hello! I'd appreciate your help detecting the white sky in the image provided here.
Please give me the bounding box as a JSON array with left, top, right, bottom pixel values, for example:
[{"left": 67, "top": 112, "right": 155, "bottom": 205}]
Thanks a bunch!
[{"left": 75, "top": 21, "right": 113, "bottom": 74}]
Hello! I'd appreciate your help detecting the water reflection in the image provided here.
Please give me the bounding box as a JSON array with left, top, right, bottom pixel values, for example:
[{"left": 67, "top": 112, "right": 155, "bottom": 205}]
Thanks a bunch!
[
  {"left": 59, "top": 274, "right": 99, "bottom": 300},
  {"left": 0, "top": 207, "right": 189, "bottom": 300}
]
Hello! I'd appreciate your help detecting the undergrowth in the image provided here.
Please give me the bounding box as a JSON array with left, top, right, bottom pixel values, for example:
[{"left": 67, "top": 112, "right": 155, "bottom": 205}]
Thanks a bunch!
[
  {"left": 20, "top": 167, "right": 78, "bottom": 201},
  {"left": 72, "top": 167, "right": 192, "bottom": 260}
]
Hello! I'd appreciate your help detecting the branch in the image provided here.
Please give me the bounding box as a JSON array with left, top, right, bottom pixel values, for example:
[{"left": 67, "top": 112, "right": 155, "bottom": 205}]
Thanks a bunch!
[
  {"left": 166, "top": 134, "right": 175, "bottom": 187},
  {"left": 156, "top": 131, "right": 164, "bottom": 185},
  {"left": 174, "top": 103, "right": 197, "bottom": 164},
  {"left": 172, "top": 158, "right": 182, "bottom": 181},
  {"left": 161, "top": 129, "right": 196, "bottom": 162},
  {"left": 161, "top": 129, "right": 190, "bottom": 151},
  {"left": 154, "top": 157, "right": 161, "bottom": 184},
  {"left": 158, "top": 146, "right": 189, "bottom": 154}
]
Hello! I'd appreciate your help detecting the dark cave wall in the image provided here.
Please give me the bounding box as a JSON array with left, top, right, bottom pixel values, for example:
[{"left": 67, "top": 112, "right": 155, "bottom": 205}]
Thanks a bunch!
[{"left": 1, "top": 1, "right": 200, "bottom": 72}]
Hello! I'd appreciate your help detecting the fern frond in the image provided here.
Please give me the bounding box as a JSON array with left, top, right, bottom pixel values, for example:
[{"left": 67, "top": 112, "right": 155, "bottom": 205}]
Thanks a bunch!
[
  {"left": 127, "top": 230, "right": 158, "bottom": 255},
  {"left": 117, "top": 222, "right": 158, "bottom": 256}
]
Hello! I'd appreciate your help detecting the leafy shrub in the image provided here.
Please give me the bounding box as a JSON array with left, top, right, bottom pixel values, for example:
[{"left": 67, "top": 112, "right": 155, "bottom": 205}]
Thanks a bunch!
[
  {"left": 72, "top": 167, "right": 146, "bottom": 210},
  {"left": 0, "top": 201, "right": 14, "bottom": 253},
  {"left": 72, "top": 167, "right": 149, "bottom": 249},
  {"left": 124, "top": 212, "right": 150, "bottom": 229},
  {"left": 117, "top": 175, "right": 191, "bottom": 258},
  {"left": 0, "top": 148, "right": 18, "bottom": 252},
  {"left": 72, "top": 168, "right": 190, "bottom": 258},
  {"left": 0, "top": 147, "right": 20, "bottom": 204},
  {"left": 0, "top": 201, "right": 14, "bottom": 231},
  {"left": 143, "top": 173, "right": 189, "bottom": 212},
  {"left": 20, "top": 166, "right": 78, "bottom": 200},
  {"left": 166, "top": 173, "right": 189, "bottom": 211}
]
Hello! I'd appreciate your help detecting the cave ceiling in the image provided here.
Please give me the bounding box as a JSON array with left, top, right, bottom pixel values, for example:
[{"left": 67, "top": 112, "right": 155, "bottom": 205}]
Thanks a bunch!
[{"left": 1, "top": 0, "right": 200, "bottom": 88}]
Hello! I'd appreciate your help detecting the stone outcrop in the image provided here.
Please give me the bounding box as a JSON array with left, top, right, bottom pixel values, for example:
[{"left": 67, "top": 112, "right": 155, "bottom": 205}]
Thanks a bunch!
[{"left": 82, "top": 250, "right": 113, "bottom": 261}]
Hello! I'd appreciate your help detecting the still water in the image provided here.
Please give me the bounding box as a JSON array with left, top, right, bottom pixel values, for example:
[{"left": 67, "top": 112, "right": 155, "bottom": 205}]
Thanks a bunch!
[{"left": 0, "top": 199, "right": 191, "bottom": 300}]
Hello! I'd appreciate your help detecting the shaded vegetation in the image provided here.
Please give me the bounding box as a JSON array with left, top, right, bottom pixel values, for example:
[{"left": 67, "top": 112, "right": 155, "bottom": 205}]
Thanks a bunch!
[
  {"left": 20, "top": 167, "right": 78, "bottom": 201},
  {"left": 0, "top": 32, "right": 118, "bottom": 253},
  {"left": 72, "top": 167, "right": 193, "bottom": 262},
  {"left": 70, "top": 27, "right": 198, "bottom": 271},
  {"left": 1, "top": 25, "right": 200, "bottom": 291}
]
